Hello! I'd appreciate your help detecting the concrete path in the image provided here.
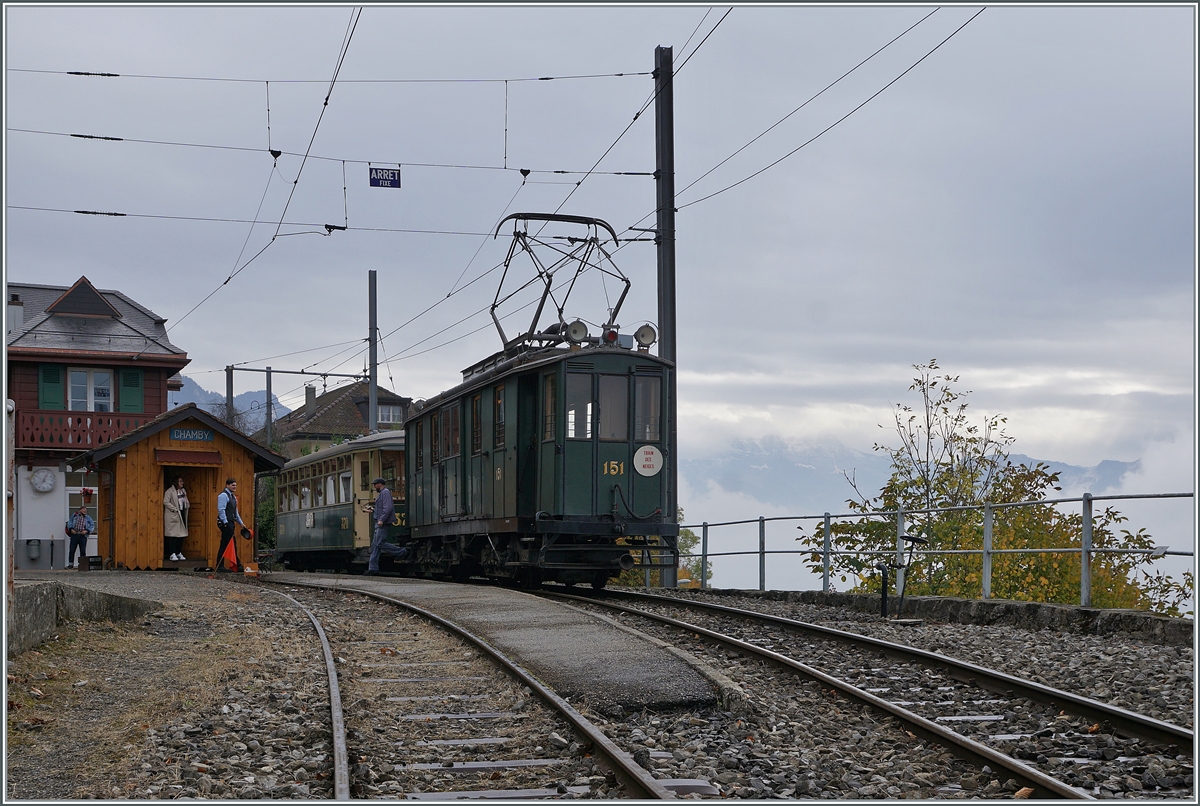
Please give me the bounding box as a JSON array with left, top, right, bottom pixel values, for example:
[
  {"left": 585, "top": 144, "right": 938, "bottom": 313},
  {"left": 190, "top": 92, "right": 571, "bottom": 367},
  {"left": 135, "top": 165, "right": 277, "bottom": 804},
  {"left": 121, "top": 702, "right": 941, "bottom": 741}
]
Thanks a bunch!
[{"left": 271, "top": 573, "right": 717, "bottom": 713}]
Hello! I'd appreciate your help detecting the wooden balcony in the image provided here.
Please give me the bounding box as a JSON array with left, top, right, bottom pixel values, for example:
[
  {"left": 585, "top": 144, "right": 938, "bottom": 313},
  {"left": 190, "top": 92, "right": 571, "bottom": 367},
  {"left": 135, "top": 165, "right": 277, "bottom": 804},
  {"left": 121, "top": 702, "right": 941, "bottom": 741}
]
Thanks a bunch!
[{"left": 17, "top": 410, "right": 150, "bottom": 450}]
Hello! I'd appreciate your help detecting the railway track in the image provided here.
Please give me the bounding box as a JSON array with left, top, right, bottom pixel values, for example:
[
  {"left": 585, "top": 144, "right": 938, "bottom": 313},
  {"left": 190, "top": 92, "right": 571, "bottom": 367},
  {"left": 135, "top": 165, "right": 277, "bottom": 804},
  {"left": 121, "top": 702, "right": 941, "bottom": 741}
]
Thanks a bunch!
[
  {"left": 262, "top": 579, "right": 679, "bottom": 799},
  {"left": 540, "top": 587, "right": 1194, "bottom": 800}
]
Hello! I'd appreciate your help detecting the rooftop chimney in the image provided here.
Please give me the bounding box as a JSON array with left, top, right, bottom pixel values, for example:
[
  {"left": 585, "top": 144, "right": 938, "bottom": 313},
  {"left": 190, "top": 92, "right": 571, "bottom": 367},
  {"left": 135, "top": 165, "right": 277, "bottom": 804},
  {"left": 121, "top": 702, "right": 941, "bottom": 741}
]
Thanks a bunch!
[
  {"left": 7, "top": 294, "right": 24, "bottom": 334},
  {"left": 305, "top": 385, "right": 317, "bottom": 418}
]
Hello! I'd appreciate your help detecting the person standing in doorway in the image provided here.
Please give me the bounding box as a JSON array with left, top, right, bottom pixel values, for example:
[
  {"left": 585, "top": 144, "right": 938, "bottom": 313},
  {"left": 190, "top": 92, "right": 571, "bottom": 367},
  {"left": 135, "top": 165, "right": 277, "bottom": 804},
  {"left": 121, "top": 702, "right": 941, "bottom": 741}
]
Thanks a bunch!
[
  {"left": 366, "top": 477, "right": 406, "bottom": 575},
  {"left": 216, "top": 478, "right": 245, "bottom": 571},
  {"left": 163, "top": 476, "right": 190, "bottom": 561},
  {"left": 65, "top": 505, "right": 94, "bottom": 569}
]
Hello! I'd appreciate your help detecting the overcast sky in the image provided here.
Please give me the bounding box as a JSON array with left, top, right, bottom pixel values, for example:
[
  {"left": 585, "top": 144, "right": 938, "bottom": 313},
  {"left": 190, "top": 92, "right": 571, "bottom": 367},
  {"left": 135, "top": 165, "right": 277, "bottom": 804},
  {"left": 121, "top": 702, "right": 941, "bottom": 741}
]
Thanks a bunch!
[{"left": 4, "top": 5, "right": 1195, "bottom": 578}]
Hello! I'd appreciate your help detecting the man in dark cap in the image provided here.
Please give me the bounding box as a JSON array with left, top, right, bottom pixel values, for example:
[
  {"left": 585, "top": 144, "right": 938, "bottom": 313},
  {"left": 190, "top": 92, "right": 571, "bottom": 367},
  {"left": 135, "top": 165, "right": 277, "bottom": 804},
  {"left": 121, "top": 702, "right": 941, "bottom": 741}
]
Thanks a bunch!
[{"left": 366, "top": 477, "right": 407, "bottom": 575}]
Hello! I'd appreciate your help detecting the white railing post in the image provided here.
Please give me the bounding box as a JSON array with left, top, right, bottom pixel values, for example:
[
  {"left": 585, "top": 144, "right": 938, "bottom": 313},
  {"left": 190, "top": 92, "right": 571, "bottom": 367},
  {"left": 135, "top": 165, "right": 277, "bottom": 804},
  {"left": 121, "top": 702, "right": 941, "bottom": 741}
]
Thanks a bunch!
[
  {"left": 758, "top": 516, "right": 766, "bottom": 592},
  {"left": 982, "top": 502, "right": 993, "bottom": 600},
  {"left": 822, "top": 512, "right": 831, "bottom": 593},
  {"left": 1081, "top": 493, "right": 1093, "bottom": 607}
]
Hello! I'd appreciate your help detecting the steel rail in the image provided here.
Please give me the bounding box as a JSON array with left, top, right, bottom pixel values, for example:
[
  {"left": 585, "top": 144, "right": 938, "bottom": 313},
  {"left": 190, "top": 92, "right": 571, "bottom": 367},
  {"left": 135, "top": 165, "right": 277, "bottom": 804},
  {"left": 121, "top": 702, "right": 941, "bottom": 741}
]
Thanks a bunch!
[
  {"left": 259, "top": 587, "right": 350, "bottom": 800},
  {"left": 262, "top": 577, "right": 674, "bottom": 800},
  {"left": 540, "top": 590, "right": 1090, "bottom": 800},
  {"left": 594, "top": 588, "right": 1194, "bottom": 752}
]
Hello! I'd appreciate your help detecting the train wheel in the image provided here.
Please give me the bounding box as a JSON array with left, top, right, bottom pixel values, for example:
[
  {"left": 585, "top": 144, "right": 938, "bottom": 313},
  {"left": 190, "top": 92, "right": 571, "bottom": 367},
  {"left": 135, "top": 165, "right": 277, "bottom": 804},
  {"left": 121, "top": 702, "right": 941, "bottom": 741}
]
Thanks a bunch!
[{"left": 590, "top": 573, "right": 609, "bottom": 591}]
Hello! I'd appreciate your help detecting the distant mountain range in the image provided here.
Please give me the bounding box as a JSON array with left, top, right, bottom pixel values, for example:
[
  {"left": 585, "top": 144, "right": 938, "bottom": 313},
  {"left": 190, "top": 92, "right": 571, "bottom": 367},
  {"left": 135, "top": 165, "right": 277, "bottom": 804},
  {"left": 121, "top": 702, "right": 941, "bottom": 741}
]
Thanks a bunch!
[
  {"left": 680, "top": 436, "right": 1139, "bottom": 516},
  {"left": 169, "top": 375, "right": 292, "bottom": 433}
]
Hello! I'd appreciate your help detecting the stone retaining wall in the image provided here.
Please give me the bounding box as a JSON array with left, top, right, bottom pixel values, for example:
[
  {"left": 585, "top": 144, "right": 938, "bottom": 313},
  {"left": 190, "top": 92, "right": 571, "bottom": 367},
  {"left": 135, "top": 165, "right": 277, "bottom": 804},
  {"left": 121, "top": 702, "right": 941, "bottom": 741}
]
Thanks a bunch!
[
  {"left": 698, "top": 589, "right": 1193, "bottom": 647},
  {"left": 6, "top": 581, "right": 163, "bottom": 657}
]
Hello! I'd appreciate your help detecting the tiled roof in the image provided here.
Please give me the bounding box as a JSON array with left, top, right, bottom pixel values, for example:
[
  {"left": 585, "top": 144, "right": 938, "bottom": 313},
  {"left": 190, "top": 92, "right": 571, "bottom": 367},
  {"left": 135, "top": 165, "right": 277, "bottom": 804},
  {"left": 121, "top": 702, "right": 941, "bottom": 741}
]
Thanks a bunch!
[
  {"left": 260, "top": 380, "right": 409, "bottom": 443},
  {"left": 6, "top": 278, "right": 186, "bottom": 359}
]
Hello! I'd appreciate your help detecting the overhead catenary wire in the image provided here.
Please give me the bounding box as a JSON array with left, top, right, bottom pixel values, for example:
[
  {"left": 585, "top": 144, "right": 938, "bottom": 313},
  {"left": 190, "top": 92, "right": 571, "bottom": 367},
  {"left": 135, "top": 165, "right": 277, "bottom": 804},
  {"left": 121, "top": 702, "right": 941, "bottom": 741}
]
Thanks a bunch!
[
  {"left": 678, "top": 7, "right": 986, "bottom": 210},
  {"left": 6, "top": 128, "right": 652, "bottom": 176},
  {"left": 164, "top": 7, "right": 364, "bottom": 335},
  {"left": 675, "top": 6, "right": 940, "bottom": 202},
  {"left": 7, "top": 67, "right": 650, "bottom": 84}
]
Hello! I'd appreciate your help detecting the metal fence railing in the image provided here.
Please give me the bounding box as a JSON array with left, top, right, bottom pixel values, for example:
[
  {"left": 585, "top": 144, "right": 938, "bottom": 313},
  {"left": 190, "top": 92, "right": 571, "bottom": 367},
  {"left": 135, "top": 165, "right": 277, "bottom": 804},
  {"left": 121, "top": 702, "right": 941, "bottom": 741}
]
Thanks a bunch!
[{"left": 679, "top": 492, "right": 1194, "bottom": 607}]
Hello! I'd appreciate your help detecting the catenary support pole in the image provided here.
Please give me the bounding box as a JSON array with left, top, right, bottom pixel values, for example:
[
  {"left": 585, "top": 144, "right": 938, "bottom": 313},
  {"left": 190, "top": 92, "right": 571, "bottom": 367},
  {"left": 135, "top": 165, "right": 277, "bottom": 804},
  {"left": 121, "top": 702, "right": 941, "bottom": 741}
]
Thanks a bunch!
[
  {"left": 701, "top": 522, "right": 708, "bottom": 589},
  {"left": 823, "top": 512, "right": 832, "bottom": 593},
  {"left": 368, "top": 270, "right": 378, "bottom": 432},
  {"left": 225, "top": 365, "right": 235, "bottom": 425},
  {"left": 982, "top": 502, "right": 993, "bottom": 599},
  {"left": 655, "top": 45, "right": 678, "bottom": 589},
  {"left": 1081, "top": 493, "right": 1093, "bottom": 607},
  {"left": 265, "top": 367, "right": 273, "bottom": 447}
]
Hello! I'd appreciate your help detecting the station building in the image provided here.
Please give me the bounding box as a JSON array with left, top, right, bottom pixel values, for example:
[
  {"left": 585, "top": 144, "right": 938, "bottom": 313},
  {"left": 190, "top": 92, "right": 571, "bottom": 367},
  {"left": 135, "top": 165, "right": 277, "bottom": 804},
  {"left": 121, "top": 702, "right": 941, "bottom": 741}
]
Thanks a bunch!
[
  {"left": 6, "top": 276, "right": 284, "bottom": 570},
  {"left": 259, "top": 380, "right": 411, "bottom": 460}
]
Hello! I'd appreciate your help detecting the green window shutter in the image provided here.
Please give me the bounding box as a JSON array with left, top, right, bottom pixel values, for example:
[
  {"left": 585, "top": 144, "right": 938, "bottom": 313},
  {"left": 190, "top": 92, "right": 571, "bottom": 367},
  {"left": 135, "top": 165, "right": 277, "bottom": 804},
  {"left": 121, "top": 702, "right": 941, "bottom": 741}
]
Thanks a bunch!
[
  {"left": 38, "top": 364, "right": 64, "bottom": 409},
  {"left": 118, "top": 368, "right": 144, "bottom": 413}
]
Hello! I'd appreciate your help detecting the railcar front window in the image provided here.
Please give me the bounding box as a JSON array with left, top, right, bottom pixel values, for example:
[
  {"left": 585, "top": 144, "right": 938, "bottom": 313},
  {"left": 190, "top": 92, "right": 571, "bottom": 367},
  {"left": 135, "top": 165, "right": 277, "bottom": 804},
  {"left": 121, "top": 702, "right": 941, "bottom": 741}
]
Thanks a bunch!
[
  {"left": 543, "top": 375, "right": 557, "bottom": 441},
  {"left": 598, "top": 375, "right": 629, "bottom": 440},
  {"left": 566, "top": 374, "right": 592, "bottom": 439},
  {"left": 634, "top": 376, "right": 662, "bottom": 442}
]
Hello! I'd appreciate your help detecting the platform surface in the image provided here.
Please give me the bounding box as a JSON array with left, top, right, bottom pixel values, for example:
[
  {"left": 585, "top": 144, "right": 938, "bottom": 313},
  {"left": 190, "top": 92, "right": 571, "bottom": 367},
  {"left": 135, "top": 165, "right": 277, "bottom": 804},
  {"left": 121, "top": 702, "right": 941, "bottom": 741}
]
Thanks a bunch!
[{"left": 270, "top": 572, "right": 717, "bottom": 712}]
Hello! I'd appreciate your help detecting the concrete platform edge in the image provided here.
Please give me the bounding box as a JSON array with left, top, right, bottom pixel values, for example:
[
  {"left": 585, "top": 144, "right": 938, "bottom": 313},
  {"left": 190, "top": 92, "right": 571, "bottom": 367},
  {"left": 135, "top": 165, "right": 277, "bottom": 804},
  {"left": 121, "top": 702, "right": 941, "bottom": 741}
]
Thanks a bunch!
[
  {"left": 697, "top": 589, "right": 1193, "bottom": 646},
  {"left": 6, "top": 580, "right": 165, "bottom": 657},
  {"left": 550, "top": 598, "right": 747, "bottom": 714}
]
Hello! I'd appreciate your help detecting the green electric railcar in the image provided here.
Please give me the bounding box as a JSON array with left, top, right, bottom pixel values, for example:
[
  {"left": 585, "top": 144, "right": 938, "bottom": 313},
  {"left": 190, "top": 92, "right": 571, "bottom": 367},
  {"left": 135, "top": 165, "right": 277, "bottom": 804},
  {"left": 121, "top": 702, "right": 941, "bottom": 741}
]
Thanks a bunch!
[{"left": 404, "top": 342, "right": 678, "bottom": 587}]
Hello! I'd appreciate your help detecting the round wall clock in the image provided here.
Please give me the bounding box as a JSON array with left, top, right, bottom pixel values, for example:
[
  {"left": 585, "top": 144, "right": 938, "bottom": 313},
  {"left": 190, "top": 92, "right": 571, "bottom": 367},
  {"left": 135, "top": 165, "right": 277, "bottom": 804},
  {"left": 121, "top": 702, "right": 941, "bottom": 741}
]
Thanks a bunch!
[{"left": 30, "top": 468, "right": 57, "bottom": 493}]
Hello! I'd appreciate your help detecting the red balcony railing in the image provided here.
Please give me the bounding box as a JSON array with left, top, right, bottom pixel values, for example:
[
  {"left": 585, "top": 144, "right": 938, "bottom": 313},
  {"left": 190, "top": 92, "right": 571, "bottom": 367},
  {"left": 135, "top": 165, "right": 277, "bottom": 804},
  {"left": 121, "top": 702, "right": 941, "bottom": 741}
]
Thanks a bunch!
[{"left": 17, "top": 410, "right": 150, "bottom": 450}]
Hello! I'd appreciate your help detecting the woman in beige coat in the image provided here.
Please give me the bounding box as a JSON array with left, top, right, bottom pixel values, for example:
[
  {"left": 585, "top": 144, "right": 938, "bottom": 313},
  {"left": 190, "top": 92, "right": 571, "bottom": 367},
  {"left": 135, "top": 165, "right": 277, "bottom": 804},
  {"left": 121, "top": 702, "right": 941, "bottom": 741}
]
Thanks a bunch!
[{"left": 163, "top": 476, "right": 190, "bottom": 561}]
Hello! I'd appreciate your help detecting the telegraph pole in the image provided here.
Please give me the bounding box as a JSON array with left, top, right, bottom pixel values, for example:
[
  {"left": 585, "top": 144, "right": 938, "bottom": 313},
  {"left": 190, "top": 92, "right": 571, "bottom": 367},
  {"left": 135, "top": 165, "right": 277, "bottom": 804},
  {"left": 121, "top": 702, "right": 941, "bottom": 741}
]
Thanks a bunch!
[
  {"left": 368, "top": 270, "right": 378, "bottom": 431},
  {"left": 655, "top": 45, "right": 678, "bottom": 588},
  {"left": 225, "top": 365, "right": 235, "bottom": 425},
  {"left": 265, "top": 367, "right": 273, "bottom": 447}
]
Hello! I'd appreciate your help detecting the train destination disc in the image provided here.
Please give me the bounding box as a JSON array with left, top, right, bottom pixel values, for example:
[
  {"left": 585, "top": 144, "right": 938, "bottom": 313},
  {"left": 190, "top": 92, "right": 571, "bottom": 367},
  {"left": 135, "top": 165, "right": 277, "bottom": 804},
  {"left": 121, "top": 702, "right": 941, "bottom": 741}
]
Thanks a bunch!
[{"left": 634, "top": 445, "right": 663, "bottom": 476}]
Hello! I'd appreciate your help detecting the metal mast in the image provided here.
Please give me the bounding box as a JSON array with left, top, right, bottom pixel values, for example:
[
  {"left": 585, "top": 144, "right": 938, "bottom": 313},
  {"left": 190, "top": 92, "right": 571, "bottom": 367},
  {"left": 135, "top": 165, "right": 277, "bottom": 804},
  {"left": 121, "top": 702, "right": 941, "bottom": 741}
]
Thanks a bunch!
[
  {"left": 368, "top": 270, "right": 378, "bottom": 431},
  {"left": 655, "top": 45, "right": 678, "bottom": 587}
]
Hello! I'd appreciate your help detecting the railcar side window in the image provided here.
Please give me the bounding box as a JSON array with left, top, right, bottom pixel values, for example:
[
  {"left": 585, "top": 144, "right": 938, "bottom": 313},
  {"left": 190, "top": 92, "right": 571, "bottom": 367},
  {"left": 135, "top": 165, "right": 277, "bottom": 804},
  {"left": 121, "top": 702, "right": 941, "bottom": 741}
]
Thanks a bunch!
[
  {"left": 442, "top": 403, "right": 460, "bottom": 458},
  {"left": 543, "top": 375, "right": 557, "bottom": 441},
  {"left": 430, "top": 413, "right": 441, "bottom": 464},
  {"left": 598, "top": 375, "right": 629, "bottom": 440},
  {"left": 340, "top": 472, "right": 352, "bottom": 503},
  {"left": 361, "top": 460, "right": 371, "bottom": 491},
  {"left": 493, "top": 385, "right": 506, "bottom": 449},
  {"left": 634, "top": 376, "right": 662, "bottom": 442},
  {"left": 471, "top": 395, "right": 482, "bottom": 455},
  {"left": 566, "top": 374, "right": 592, "bottom": 439},
  {"left": 415, "top": 424, "right": 424, "bottom": 471}
]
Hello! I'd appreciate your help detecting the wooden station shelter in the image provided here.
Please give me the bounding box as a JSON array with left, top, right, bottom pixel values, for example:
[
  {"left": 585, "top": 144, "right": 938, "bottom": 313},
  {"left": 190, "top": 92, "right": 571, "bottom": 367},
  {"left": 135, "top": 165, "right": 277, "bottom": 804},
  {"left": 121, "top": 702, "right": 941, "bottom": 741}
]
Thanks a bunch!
[{"left": 68, "top": 403, "right": 285, "bottom": 570}]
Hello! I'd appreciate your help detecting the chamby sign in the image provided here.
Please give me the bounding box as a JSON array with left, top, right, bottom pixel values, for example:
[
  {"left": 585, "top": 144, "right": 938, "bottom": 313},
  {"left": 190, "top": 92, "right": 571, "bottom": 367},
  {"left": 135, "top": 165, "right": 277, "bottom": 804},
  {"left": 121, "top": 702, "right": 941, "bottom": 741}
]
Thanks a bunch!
[
  {"left": 369, "top": 167, "right": 401, "bottom": 188},
  {"left": 171, "top": 428, "right": 214, "bottom": 441}
]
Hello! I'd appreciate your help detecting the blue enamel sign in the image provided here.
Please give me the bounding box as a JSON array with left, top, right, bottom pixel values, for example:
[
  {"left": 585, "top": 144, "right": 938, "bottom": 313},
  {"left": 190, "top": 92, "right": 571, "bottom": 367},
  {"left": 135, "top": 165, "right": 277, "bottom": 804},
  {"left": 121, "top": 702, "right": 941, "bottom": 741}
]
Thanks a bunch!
[{"left": 369, "top": 167, "right": 401, "bottom": 188}]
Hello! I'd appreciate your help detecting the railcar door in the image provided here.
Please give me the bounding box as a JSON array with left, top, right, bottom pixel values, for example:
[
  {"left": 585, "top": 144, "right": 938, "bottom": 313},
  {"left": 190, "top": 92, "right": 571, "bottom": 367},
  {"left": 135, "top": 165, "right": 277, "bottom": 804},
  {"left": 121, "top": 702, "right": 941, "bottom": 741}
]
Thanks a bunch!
[
  {"left": 596, "top": 373, "right": 632, "bottom": 516},
  {"left": 562, "top": 372, "right": 595, "bottom": 515},
  {"left": 630, "top": 367, "right": 666, "bottom": 516},
  {"left": 438, "top": 402, "right": 463, "bottom": 518},
  {"left": 538, "top": 373, "right": 559, "bottom": 513}
]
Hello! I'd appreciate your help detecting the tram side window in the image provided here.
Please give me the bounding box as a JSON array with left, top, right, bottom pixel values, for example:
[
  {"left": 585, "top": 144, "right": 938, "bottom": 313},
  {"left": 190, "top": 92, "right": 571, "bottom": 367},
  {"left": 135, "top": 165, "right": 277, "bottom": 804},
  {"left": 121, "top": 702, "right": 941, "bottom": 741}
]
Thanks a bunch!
[
  {"left": 471, "top": 395, "right": 482, "bottom": 455},
  {"left": 493, "top": 385, "right": 506, "bottom": 449},
  {"left": 301, "top": 482, "right": 311, "bottom": 508},
  {"left": 566, "top": 374, "right": 592, "bottom": 439},
  {"left": 430, "top": 413, "right": 441, "bottom": 464},
  {"left": 442, "top": 403, "right": 460, "bottom": 458},
  {"left": 340, "top": 472, "right": 352, "bottom": 503},
  {"left": 415, "top": 425, "right": 424, "bottom": 471},
  {"left": 543, "top": 375, "right": 556, "bottom": 441},
  {"left": 360, "top": 460, "right": 370, "bottom": 491},
  {"left": 598, "top": 375, "right": 629, "bottom": 440},
  {"left": 634, "top": 376, "right": 662, "bottom": 442},
  {"left": 326, "top": 475, "right": 336, "bottom": 506}
]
